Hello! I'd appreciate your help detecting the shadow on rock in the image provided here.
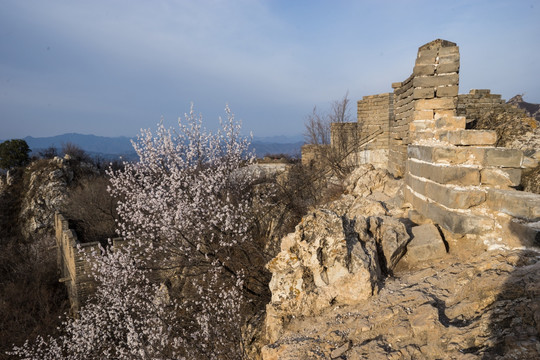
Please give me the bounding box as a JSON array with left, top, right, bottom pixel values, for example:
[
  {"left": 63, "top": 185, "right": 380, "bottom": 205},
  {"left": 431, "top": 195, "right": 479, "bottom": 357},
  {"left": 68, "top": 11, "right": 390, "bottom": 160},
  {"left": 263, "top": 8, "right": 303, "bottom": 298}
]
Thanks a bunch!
[{"left": 480, "top": 245, "right": 540, "bottom": 359}]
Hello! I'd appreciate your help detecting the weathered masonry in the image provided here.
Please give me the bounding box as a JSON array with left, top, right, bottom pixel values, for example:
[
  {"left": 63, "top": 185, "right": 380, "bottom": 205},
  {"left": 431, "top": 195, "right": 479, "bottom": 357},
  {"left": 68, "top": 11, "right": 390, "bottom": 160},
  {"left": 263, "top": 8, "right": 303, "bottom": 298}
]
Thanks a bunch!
[
  {"left": 303, "top": 39, "right": 540, "bottom": 243},
  {"left": 55, "top": 212, "right": 99, "bottom": 314},
  {"left": 55, "top": 212, "right": 124, "bottom": 314}
]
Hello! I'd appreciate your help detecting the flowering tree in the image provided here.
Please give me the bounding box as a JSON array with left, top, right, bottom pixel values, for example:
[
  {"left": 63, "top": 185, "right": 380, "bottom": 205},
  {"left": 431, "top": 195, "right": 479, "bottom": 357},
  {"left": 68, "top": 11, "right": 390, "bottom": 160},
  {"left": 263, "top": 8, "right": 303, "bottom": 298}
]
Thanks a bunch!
[
  {"left": 108, "top": 105, "right": 264, "bottom": 358},
  {"left": 12, "top": 106, "right": 267, "bottom": 359}
]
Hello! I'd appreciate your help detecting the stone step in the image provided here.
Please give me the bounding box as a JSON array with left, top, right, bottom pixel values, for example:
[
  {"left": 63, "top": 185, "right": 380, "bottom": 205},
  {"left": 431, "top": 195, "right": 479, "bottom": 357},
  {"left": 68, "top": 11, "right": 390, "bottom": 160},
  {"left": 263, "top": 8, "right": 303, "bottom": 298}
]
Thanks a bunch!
[
  {"left": 406, "top": 173, "right": 486, "bottom": 209},
  {"left": 408, "top": 145, "right": 523, "bottom": 167},
  {"left": 407, "top": 159, "right": 480, "bottom": 186},
  {"left": 487, "top": 189, "right": 540, "bottom": 221},
  {"left": 404, "top": 186, "right": 494, "bottom": 235}
]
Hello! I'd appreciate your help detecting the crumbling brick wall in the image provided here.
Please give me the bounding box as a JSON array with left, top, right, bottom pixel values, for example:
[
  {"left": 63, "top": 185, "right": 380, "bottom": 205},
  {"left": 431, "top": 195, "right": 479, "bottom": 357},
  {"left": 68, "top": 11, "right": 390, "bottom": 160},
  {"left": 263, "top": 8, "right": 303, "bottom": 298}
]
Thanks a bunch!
[
  {"left": 403, "top": 113, "right": 539, "bottom": 245},
  {"left": 457, "top": 89, "right": 528, "bottom": 126},
  {"left": 301, "top": 38, "right": 540, "bottom": 243},
  {"left": 327, "top": 93, "right": 393, "bottom": 168},
  {"left": 388, "top": 39, "right": 460, "bottom": 178},
  {"left": 55, "top": 212, "right": 98, "bottom": 314}
]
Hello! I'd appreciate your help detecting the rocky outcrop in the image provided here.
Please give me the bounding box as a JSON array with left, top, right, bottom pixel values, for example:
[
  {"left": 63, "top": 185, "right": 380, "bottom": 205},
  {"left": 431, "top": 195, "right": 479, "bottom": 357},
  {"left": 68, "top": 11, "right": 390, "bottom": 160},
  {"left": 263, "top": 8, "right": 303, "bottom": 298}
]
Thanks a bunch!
[
  {"left": 0, "top": 157, "right": 99, "bottom": 240},
  {"left": 262, "top": 164, "right": 540, "bottom": 359},
  {"left": 507, "top": 94, "right": 540, "bottom": 122},
  {"left": 19, "top": 158, "right": 73, "bottom": 238},
  {"left": 264, "top": 165, "right": 414, "bottom": 344},
  {"left": 262, "top": 248, "right": 540, "bottom": 359}
]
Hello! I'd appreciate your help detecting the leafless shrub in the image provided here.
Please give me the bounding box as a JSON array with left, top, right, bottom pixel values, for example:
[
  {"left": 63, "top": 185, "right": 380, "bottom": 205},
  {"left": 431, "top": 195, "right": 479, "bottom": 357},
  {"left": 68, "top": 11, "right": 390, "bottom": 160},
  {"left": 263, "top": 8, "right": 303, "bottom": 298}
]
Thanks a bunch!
[
  {"left": 62, "top": 142, "right": 92, "bottom": 163},
  {"left": 472, "top": 109, "right": 535, "bottom": 147},
  {"left": 0, "top": 235, "right": 68, "bottom": 359},
  {"left": 62, "top": 176, "right": 118, "bottom": 244},
  {"left": 304, "top": 92, "right": 359, "bottom": 179},
  {"left": 39, "top": 146, "right": 58, "bottom": 159}
]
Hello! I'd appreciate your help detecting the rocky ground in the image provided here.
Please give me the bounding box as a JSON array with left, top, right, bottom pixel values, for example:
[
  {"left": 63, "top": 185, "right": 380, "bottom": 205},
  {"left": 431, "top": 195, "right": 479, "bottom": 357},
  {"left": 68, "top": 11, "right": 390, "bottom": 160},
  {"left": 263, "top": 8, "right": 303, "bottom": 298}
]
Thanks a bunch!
[
  {"left": 261, "top": 165, "right": 540, "bottom": 359},
  {"left": 262, "top": 248, "right": 540, "bottom": 359}
]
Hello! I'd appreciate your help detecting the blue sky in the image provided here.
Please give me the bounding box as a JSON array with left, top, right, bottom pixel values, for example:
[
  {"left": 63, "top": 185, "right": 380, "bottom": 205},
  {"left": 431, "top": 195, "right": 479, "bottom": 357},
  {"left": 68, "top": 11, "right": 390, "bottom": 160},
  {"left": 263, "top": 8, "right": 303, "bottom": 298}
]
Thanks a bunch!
[{"left": 1, "top": 0, "right": 539, "bottom": 139}]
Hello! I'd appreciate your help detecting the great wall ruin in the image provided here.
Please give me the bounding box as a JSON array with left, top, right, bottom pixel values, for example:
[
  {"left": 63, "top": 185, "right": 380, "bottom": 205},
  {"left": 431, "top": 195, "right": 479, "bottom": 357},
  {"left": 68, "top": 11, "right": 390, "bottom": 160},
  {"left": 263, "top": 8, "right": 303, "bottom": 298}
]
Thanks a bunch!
[
  {"left": 260, "top": 39, "right": 540, "bottom": 359},
  {"left": 302, "top": 38, "right": 539, "bottom": 246},
  {"left": 50, "top": 39, "right": 540, "bottom": 358}
]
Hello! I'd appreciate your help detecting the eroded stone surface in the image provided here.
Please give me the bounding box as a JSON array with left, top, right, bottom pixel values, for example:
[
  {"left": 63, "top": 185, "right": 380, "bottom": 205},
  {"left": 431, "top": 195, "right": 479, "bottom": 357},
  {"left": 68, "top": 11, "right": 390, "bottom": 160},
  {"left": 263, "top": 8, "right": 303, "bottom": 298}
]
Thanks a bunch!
[{"left": 263, "top": 249, "right": 540, "bottom": 360}]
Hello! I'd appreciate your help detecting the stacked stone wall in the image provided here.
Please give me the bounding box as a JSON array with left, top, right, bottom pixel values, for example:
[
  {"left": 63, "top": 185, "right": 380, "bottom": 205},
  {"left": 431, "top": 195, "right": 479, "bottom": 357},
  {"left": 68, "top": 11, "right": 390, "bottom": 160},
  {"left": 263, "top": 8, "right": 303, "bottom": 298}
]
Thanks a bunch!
[
  {"left": 388, "top": 39, "right": 461, "bottom": 178},
  {"left": 299, "top": 38, "right": 540, "bottom": 243},
  {"left": 402, "top": 111, "right": 540, "bottom": 243},
  {"left": 301, "top": 144, "right": 330, "bottom": 167},
  {"left": 389, "top": 75, "right": 414, "bottom": 177},
  {"left": 391, "top": 40, "right": 461, "bottom": 177},
  {"left": 457, "top": 89, "right": 528, "bottom": 126},
  {"left": 55, "top": 212, "right": 99, "bottom": 314},
  {"left": 328, "top": 93, "right": 393, "bottom": 169}
]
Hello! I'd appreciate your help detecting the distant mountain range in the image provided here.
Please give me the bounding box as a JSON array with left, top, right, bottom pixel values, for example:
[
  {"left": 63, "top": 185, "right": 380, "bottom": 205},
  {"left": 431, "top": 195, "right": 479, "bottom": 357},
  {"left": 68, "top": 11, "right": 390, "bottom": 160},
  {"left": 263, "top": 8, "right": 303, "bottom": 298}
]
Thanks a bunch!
[{"left": 9, "top": 133, "right": 305, "bottom": 160}]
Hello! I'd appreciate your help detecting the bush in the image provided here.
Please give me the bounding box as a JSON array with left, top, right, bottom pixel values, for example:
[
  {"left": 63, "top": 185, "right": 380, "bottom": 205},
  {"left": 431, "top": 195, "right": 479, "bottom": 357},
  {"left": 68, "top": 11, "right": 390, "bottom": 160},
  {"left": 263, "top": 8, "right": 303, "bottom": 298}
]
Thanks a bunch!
[
  {"left": 61, "top": 143, "right": 91, "bottom": 163},
  {"left": 471, "top": 109, "right": 534, "bottom": 147},
  {"left": 62, "top": 176, "right": 118, "bottom": 245},
  {"left": 38, "top": 147, "right": 58, "bottom": 160},
  {"left": 0, "top": 139, "right": 30, "bottom": 169}
]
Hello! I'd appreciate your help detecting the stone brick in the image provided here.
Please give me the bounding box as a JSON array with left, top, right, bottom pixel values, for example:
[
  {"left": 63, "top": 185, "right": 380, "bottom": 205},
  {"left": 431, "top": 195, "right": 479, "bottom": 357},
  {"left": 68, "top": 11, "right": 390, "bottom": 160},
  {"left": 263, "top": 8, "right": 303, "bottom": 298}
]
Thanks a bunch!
[
  {"left": 439, "top": 130, "right": 497, "bottom": 146},
  {"left": 407, "top": 159, "right": 480, "bottom": 186},
  {"left": 508, "top": 219, "right": 540, "bottom": 247},
  {"left": 415, "top": 98, "right": 456, "bottom": 111},
  {"left": 417, "top": 48, "right": 438, "bottom": 58},
  {"left": 413, "top": 64, "right": 436, "bottom": 76},
  {"left": 424, "top": 180, "right": 486, "bottom": 209},
  {"left": 483, "top": 148, "right": 523, "bottom": 167},
  {"left": 408, "top": 145, "right": 433, "bottom": 163},
  {"left": 434, "top": 116, "right": 466, "bottom": 130},
  {"left": 438, "top": 54, "right": 460, "bottom": 64},
  {"left": 434, "top": 110, "right": 456, "bottom": 119},
  {"left": 413, "top": 110, "right": 434, "bottom": 120},
  {"left": 412, "top": 131, "right": 436, "bottom": 142},
  {"left": 487, "top": 189, "right": 540, "bottom": 221},
  {"left": 416, "top": 52, "right": 437, "bottom": 65},
  {"left": 436, "top": 85, "right": 459, "bottom": 97},
  {"left": 413, "top": 74, "right": 459, "bottom": 88},
  {"left": 436, "top": 62, "right": 460, "bottom": 74},
  {"left": 470, "top": 89, "right": 491, "bottom": 96},
  {"left": 426, "top": 201, "right": 493, "bottom": 234},
  {"left": 408, "top": 187, "right": 428, "bottom": 214},
  {"left": 407, "top": 190, "right": 493, "bottom": 234},
  {"left": 438, "top": 46, "right": 459, "bottom": 56},
  {"left": 406, "top": 224, "right": 447, "bottom": 262},
  {"left": 413, "top": 87, "right": 435, "bottom": 99},
  {"left": 432, "top": 146, "right": 484, "bottom": 165},
  {"left": 481, "top": 168, "right": 522, "bottom": 188},
  {"left": 410, "top": 120, "right": 434, "bottom": 132},
  {"left": 406, "top": 173, "right": 427, "bottom": 195}
]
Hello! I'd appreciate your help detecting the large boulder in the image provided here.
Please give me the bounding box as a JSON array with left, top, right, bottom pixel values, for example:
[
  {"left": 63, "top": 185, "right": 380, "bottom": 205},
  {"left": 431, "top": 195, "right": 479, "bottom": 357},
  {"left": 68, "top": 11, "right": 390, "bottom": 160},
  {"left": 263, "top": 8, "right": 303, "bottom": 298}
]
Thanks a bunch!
[
  {"left": 344, "top": 164, "right": 400, "bottom": 198},
  {"left": 265, "top": 208, "right": 411, "bottom": 343}
]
